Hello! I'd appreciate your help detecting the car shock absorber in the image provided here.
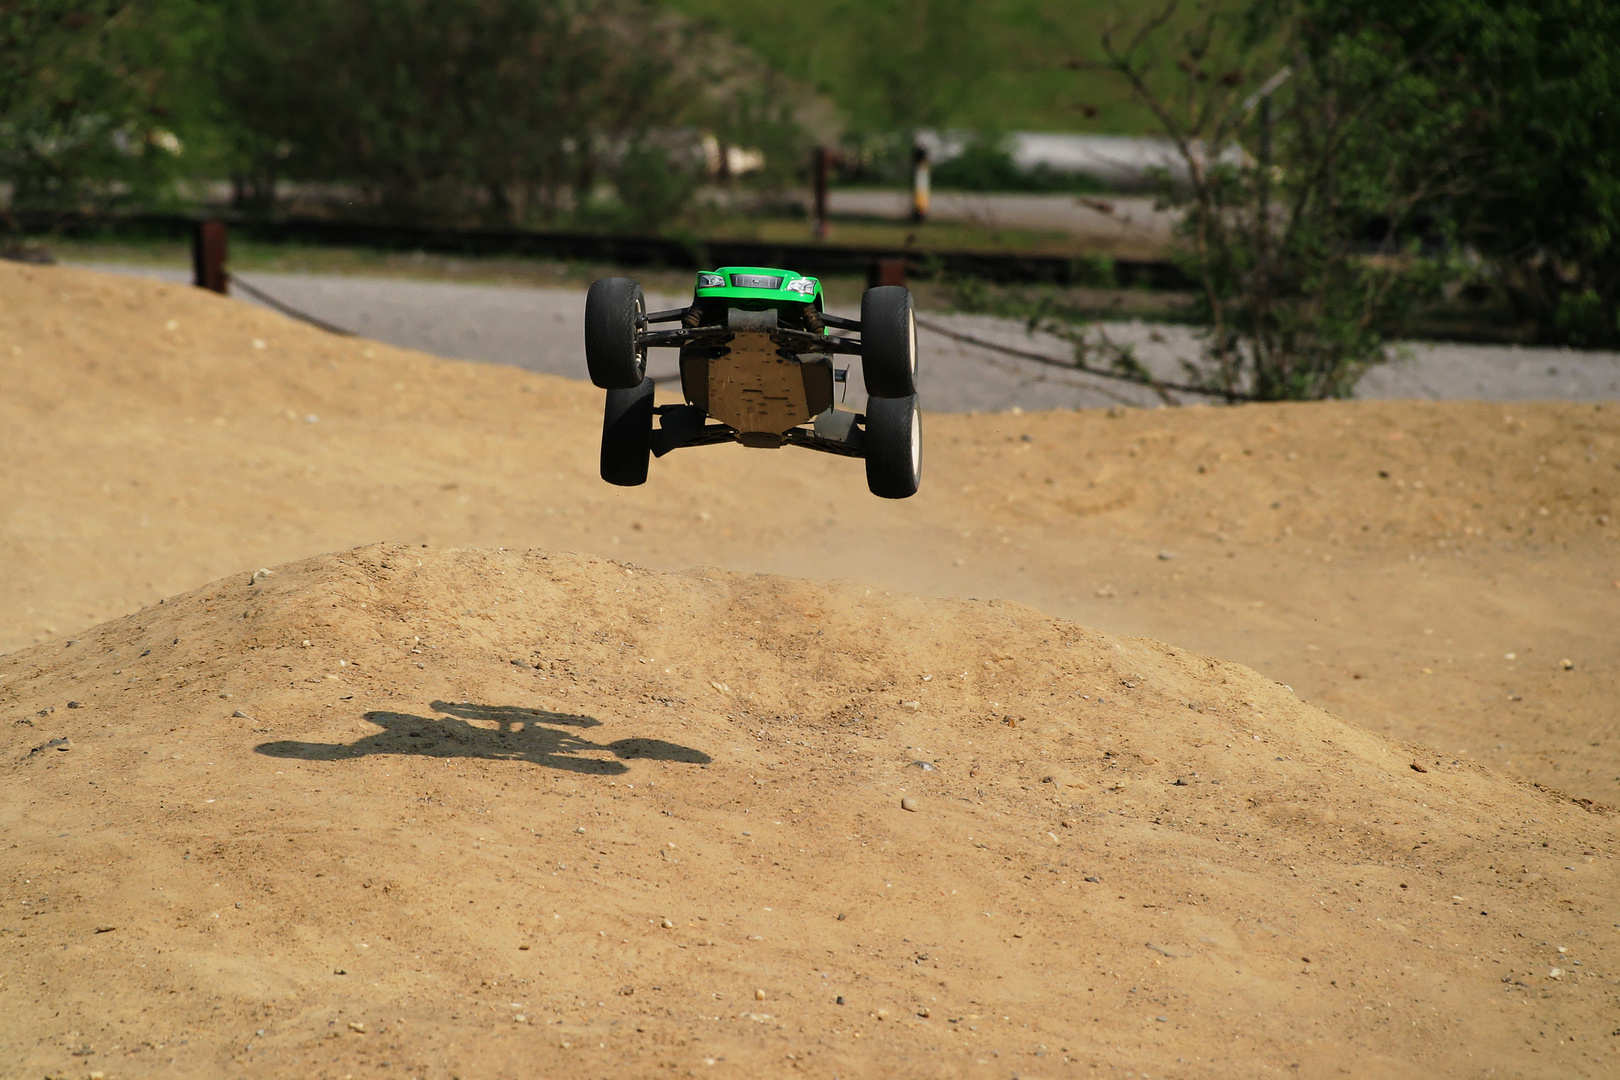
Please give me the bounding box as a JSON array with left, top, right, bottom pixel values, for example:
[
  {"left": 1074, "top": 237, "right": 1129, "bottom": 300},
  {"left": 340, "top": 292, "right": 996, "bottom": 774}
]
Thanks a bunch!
[{"left": 791, "top": 301, "right": 824, "bottom": 334}]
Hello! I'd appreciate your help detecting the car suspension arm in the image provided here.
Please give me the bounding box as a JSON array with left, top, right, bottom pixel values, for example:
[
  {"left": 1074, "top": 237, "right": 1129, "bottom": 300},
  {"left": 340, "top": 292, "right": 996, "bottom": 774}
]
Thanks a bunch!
[{"left": 635, "top": 326, "right": 864, "bottom": 356}]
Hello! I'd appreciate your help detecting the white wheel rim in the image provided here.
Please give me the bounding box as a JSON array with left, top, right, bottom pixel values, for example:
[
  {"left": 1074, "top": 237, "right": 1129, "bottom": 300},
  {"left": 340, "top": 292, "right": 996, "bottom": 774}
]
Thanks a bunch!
[
  {"left": 909, "top": 405, "right": 922, "bottom": 477},
  {"left": 907, "top": 310, "right": 917, "bottom": 377}
]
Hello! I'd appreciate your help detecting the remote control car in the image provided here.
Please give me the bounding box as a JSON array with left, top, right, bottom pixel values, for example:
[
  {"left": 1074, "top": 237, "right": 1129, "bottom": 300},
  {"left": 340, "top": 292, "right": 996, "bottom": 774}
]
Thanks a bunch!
[{"left": 583, "top": 266, "right": 920, "bottom": 498}]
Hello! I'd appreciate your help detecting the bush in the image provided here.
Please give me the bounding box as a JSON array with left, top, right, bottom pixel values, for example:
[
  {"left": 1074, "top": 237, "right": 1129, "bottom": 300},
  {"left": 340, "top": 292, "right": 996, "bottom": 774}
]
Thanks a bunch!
[
  {"left": 1316, "top": 0, "right": 1620, "bottom": 349},
  {"left": 931, "top": 138, "right": 1106, "bottom": 194},
  {"left": 215, "top": 0, "right": 712, "bottom": 228},
  {"left": 1032, "top": 0, "right": 1478, "bottom": 401},
  {"left": 0, "top": 0, "right": 216, "bottom": 215}
]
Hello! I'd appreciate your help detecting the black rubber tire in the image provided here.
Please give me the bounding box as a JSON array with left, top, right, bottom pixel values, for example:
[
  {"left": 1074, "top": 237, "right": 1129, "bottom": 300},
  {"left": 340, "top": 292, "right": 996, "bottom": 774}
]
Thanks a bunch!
[
  {"left": 585, "top": 277, "right": 647, "bottom": 390},
  {"left": 600, "top": 377, "right": 655, "bottom": 486},
  {"left": 864, "top": 393, "right": 921, "bottom": 499},
  {"left": 860, "top": 285, "right": 917, "bottom": 398}
]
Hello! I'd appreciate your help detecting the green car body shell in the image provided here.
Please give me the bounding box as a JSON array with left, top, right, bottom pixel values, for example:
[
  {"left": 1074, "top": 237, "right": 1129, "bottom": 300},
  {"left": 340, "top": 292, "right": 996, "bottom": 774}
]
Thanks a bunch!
[{"left": 693, "top": 266, "right": 823, "bottom": 318}]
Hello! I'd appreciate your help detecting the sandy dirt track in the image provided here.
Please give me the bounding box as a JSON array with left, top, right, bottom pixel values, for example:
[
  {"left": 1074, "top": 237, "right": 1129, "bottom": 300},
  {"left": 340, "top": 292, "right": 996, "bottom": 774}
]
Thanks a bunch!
[{"left": 2, "top": 263, "right": 1618, "bottom": 1078}]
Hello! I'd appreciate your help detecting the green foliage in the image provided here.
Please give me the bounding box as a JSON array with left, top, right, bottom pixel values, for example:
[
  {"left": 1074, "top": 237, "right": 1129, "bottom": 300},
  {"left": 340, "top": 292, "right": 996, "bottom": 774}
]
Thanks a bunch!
[
  {"left": 1031, "top": 0, "right": 1477, "bottom": 401},
  {"left": 0, "top": 0, "right": 215, "bottom": 213},
  {"left": 930, "top": 135, "right": 1106, "bottom": 193},
  {"left": 686, "top": 52, "right": 812, "bottom": 192},
  {"left": 835, "top": 0, "right": 994, "bottom": 133},
  {"left": 1314, "top": 0, "right": 1620, "bottom": 348},
  {"left": 598, "top": 144, "right": 702, "bottom": 234},
  {"left": 215, "top": 0, "right": 705, "bottom": 227},
  {"left": 662, "top": 0, "right": 1164, "bottom": 135}
]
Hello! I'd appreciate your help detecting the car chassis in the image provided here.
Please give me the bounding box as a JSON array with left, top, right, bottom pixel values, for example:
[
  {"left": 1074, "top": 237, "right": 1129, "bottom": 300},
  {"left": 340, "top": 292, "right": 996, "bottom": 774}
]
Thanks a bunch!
[
  {"left": 635, "top": 304, "right": 868, "bottom": 460},
  {"left": 585, "top": 267, "right": 922, "bottom": 498}
]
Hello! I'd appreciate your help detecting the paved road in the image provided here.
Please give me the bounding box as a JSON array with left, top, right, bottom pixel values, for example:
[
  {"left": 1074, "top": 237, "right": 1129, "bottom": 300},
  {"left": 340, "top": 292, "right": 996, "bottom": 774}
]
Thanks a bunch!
[{"left": 74, "top": 264, "right": 1620, "bottom": 411}]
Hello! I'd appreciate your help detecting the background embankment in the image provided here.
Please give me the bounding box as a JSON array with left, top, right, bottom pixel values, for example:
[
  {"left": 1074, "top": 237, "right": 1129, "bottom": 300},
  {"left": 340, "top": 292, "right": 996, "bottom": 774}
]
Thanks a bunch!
[{"left": 2, "top": 262, "right": 1615, "bottom": 804}]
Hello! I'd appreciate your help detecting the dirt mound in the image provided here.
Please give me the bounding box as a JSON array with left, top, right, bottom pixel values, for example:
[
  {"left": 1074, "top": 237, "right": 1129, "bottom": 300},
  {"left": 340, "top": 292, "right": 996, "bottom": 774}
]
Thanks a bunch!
[
  {"left": 3, "top": 260, "right": 1616, "bottom": 807},
  {"left": 3, "top": 544, "right": 1615, "bottom": 1078}
]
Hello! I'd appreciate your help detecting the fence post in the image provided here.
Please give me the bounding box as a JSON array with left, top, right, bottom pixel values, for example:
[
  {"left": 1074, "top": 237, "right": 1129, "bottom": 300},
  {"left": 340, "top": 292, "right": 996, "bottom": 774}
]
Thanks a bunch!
[
  {"left": 909, "top": 144, "right": 931, "bottom": 224},
  {"left": 192, "top": 220, "right": 228, "bottom": 294},
  {"left": 812, "top": 147, "right": 831, "bottom": 241},
  {"left": 867, "top": 258, "right": 908, "bottom": 289}
]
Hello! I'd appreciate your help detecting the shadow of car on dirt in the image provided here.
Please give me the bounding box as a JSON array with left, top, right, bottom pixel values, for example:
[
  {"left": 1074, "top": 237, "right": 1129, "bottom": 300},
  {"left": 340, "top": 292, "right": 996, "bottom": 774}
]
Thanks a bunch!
[{"left": 255, "top": 700, "right": 711, "bottom": 776}]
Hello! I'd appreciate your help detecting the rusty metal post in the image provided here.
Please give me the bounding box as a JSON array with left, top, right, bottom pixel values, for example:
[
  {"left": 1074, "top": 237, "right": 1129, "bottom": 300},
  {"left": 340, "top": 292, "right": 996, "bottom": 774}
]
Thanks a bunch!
[
  {"left": 867, "top": 257, "right": 907, "bottom": 289},
  {"left": 909, "top": 144, "right": 930, "bottom": 224},
  {"left": 812, "top": 146, "right": 830, "bottom": 241},
  {"left": 192, "top": 220, "right": 228, "bottom": 294}
]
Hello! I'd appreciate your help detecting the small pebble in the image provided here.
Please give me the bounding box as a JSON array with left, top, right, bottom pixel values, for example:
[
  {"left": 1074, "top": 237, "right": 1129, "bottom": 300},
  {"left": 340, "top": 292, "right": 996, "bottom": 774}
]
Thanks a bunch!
[
  {"left": 900, "top": 796, "right": 919, "bottom": 812},
  {"left": 754, "top": 989, "right": 766, "bottom": 1001},
  {"left": 661, "top": 918, "right": 674, "bottom": 929},
  {"left": 348, "top": 1021, "right": 365, "bottom": 1032},
  {"left": 1084, "top": 875, "right": 1100, "bottom": 883},
  {"left": 835, "top": 995, "right": 845, "bottom": 1005},
  {"left": 1560, "top": 658, "right": 1575, "bottom": 670},
  {"left": 910, "top": 760, "right": 936, "bottom": 771},
  {"left": 1157, "top": 551, "right": 1176, "bottom": 560},
  {"left": 917, "top": 1006, "right": 930, "bottom": 1018}
]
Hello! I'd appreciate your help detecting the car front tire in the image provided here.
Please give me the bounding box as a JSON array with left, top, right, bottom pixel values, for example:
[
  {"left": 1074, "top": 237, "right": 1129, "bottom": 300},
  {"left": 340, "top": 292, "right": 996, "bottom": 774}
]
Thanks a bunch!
[
  {"left": 585, "top": 277, "right": 647, "bottom": 390},
  {"left": 860, "top": 286, "right": 918, "bottom": 398}
]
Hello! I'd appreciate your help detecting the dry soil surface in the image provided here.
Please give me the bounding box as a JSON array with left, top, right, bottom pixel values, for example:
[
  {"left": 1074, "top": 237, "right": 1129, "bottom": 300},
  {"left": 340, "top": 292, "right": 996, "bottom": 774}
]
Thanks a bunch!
[{"left": 2, "top": 263, "right": 1618, "bottom": 1079}]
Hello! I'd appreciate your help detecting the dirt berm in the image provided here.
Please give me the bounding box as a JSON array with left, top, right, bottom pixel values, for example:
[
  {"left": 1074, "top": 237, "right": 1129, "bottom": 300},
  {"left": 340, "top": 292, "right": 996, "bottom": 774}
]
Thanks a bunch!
[
  {"left": 1, "top": 262, "right": 1618, "bottom": 1078},
  {"left": 3, "top": 545, "right": 1616, "bottom": 1078}
]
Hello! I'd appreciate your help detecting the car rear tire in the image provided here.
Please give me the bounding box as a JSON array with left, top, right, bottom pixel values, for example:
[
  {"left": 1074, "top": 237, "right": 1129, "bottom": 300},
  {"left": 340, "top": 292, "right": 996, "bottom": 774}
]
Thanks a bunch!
[
  {"left": 585, "top": 277, "right": 647, "bottom": 390},
  {"left": 860, "top": 286, "right": 917, "bottom": 398},
  {"left": 600, "top": 377, "right": 655, "bottom": 486},
  {"left": 864, "top": 393, "right": 921, "bottom": 499}
]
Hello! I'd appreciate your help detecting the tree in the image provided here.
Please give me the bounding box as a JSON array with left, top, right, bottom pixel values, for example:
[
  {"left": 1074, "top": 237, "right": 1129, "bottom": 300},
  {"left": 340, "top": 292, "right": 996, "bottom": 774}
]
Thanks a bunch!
[
  {"left": 1315, "top": 0, "right": 1620, "bottom": 348},
  {"left": 0, "top": 0, "right": 213, "bottom": 214},
  {"left": 1032, "top": 0, "right": 1481, "bottom": 401},
  {"left": 215, "top": 0, "right": 706, "bottom": 227}
]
